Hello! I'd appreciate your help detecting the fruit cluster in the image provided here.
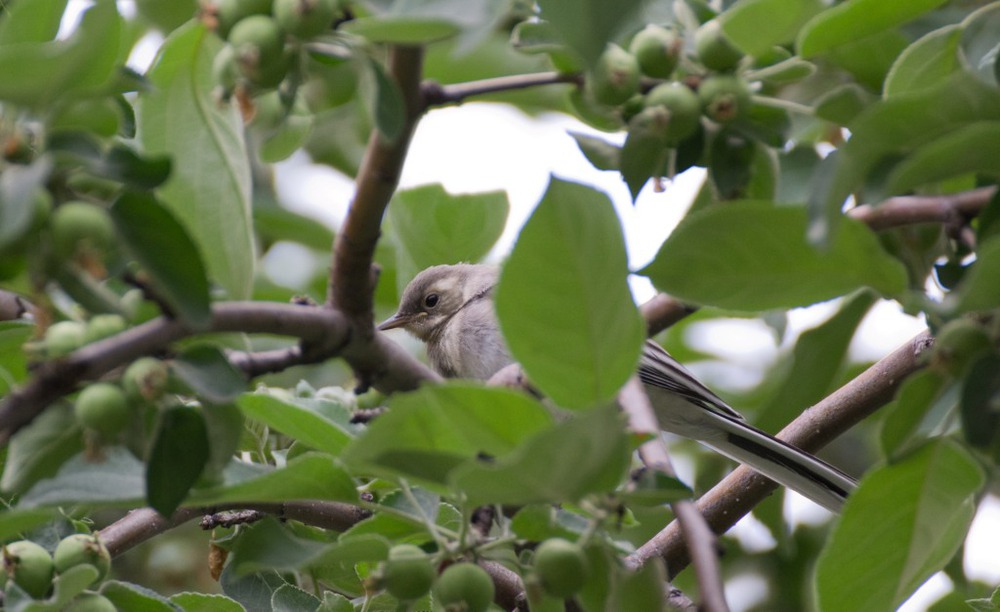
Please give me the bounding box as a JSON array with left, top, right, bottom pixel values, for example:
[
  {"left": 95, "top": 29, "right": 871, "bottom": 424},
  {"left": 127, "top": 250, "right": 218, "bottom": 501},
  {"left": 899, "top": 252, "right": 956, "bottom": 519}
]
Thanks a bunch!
[
  {"left": 2, "top": 534, "right": 113, "bottom": 608},
  {"left": 206, "top": 0, "right": 342, "bottom": 93}
]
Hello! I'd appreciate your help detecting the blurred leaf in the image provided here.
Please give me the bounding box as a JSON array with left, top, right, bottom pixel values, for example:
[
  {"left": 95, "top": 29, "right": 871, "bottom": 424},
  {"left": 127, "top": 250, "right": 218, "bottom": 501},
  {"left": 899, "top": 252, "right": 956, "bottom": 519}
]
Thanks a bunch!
[
  {"left": 342, "top": 383, "right": 553, "bottom": 488},
  {"left": 948, "top": 237, "right": 1000, "bottom": 313},
  {"left": 816, "top": 439, "right": 984, "bottom": 612},
  {"left": 0, "top": 0, "right": 68, "bottom": 44},
  {"left": 797, "top": 0, "right": 949, "bottom": 58},
  {"left": 887, "top": 122, "right": 1000, "bottom": 192},
  {"left": 20, "top": 447, "right": 145, "bottom": 507},
  {"left": 510, "top": 505, "right": 589, "bottom": 541},
  {"left": 0, "top": 0, "right": 122, "bottom": 107},
  {"left": 170, "top": 592, "right": 245, "bottom": 612},
  {"left": 387, "top": 184, "right": 509, "bottom": 291},
  {"left": 134, "top": 0, "right": 198, "bottom": 32},
  {"left": 960, "top": 2, "right": 1000, "bottom": 87},
  {"left": 200, "top": 402, "right": 244, "bottom": 487},
  {"left": 620, "top": 469, "right": 692, "bottom": 507},
  {"left": 191, "top": 453, "right": 358, "bottom": 505},
  {"left": 884, "top": 25, "right": 962, "bottom": 96},
  {"left": 139, "top": 22, "right": 254, "bottom": 299},
  {"left": 0, "top": 508, "right": 59, "bottom": 543},
  {"left": 99, "top": 146, "right": 172, "bottom": 189},
  {"left": 344, "top": 0, "right": 503, "bottom": 50},
  {"left": 147, "top": 405, "right": 210, "bottom": 516},
  {"left": 535, "top": 0, "right": 644, "bottom": 67},
  {"left": 254, "top": 205, "right": 334, "bottom": 252},
  {"left": 228, "top": 518, "right": 328, "bottom": 576},
  {"left": 101, "top": 581, "right": 180, "bottom": 611},
  {"left": 451, "top": 405, "right": 631, "bottom": 506},
  {"left": 721, "top": 0, "right": 823, "bottom": 57},
  {"left": 570, "top": 132, "right": 621, "bottom": 172},
  {"left": 0, "top": 157, "right": 51, "bottom": 251},
  {"left": 343, "top": 17, "right": 459, "bottom": 44},
  {"left": 814, "top": 84, "right": 875, "bottom": 125},
  {"left": 1, "top": 404, "right": 83, "bottom": 495},
  {"left": 111, "top": 191, "right": 212, "bottom": 329},
  {"left": 171, "top": 345, "right": 247, "bottom": 404},
  {"left": 879, "top": 370, "right": 951, "bottom": 459},
  {"left": 219, "top": 566, "right": 289, "bottom": 612},
  {"left": 496, "top": 178, "right": 644, "bottom": 409},
  {"left": 272, "top": 584, "right": 320, "bottom": 612},
  {"left": 236, "top": 392, "right": 360, "bottom": 455},
  {"left": 619, "top": 111, "right": 669, "bottom": 201},
  {"left": 708, "top": 129, "right": 755, "bottom": 200},
  {"left": 960, "top": 354, "right": 1000, "bottom": 450},
  {"left": 641, "top": 203, "right": 907, "bottom": 310},
  {"left": 613, "top": 558, "right": 668, "bottom": 611},
  {"left": 360, "top": 57, "right": 405, "bottom": 143},
  {"left": 341, "top": 490, "right": 461, "bottom": 544},
  {"left": 823, "top": 29, "right": 908, "bottom": 91}
]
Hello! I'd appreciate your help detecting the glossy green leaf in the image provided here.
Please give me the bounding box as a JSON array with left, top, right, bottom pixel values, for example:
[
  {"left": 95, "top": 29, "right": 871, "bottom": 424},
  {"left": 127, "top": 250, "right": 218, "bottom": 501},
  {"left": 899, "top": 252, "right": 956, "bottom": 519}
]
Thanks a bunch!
[
  {"left": 110, "top": 191, "right": 212, "bottom": 329},
  {"left": 0, "top": 0, "right": 122, "bottom": 107},
  {"left": 496, "top": 178, "right": 644, "bottom": 408},
  {"left": 879, "top": 370, "right": 950, "bottom": 459},
  {"left": 510, "top": 506, "right": 589, "bottom": 542},
  {"left": 948, "top": 237, "right": 1000, "bottom": 313},
  {"left": 797, "top": 0, "right": 949, "bottom": 58},
  {"left": 236, "top": 392, "right": 360, "bottom": 455},
  {"left": 823, "top": 29, "right": 909, "bottom": 91},
  {"left": 387, "top": 184, "right": 509, "bottom": 293},
  {"left": 200, "top": 402, "right": 244, "bottom": 487},
  {"left": 99, "top": 146, "right": 172, "bottom": 190},
  {"left": 253, "top": 204, "right": 335, "bottom": 252},
  {"left": 1, "top": 404, "right": 83, "bottom": 495},
  {"left": 342, "top": 383, "right": 553, "bottom": 488},
  {"left": 815, "top": 439, "right": 984, "bottom": 612},
  {"left": 641, "top": 203, "right": 907, "bottom": 310},
  {"left": 451, "top": 405, "right": 631, "bottom": 507},
  {"left": 228, "top": 518, "right": 328, "bottom": 576},
  {"left": 305, "top": 534, "right": 391, "bottom": 592},
  {"left": 147, "top": 406, "right": 210, "bottom": 516},
  {"left": 171, "top": 345, "right": 246, "bottom": 404},
  {"left": 535, "top": 0, "right": 644, "bottom": 66},
  {"left": 884, "top": 25, "right": 962, "bottom": 96},
  {"left": 170, "top": 592, "right": 245, "bottom": 612},
  {"left": 219, "top": 566, "right": 289, "bottom": 612},
  {"left": 720, "top": 0, "right": 823, "bottom": 57},
  {"left": 887, "top": 122, "right": 1000, "bottom": 192},
  {"left": 756, "top": 290, "right": 876, "bottom": 432},
  {"left": 0, "top": 0, "right": 68, "bottom": 44},
  {"left": 139, "top": 22, "right": 254, "bottom": 299},
  {"left": 619, "top": 112, "right": 669, "bottom": 201},
  {"left": 20, "top": 447, "right": 145, "bottom": 507},
  {"left": 101, "top": 581, "right": 179, "bottom": 612},
  {"left": 191, "top": 453, "right": 358, "bottom": 505}
]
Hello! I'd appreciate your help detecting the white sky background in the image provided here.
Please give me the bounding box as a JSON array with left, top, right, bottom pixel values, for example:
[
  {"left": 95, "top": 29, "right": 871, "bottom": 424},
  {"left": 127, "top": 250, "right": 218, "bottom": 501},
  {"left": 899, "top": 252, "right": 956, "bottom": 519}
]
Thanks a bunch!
[{"left": 58, "top": 2, "right": 998, "bottom": 609}]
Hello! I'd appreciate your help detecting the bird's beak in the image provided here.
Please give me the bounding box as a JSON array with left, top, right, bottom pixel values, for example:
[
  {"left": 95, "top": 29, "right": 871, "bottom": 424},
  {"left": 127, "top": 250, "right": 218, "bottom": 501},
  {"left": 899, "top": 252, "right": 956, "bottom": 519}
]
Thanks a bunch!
[{"left": 377, "top": 312, "right": 416, "bottom": 331}]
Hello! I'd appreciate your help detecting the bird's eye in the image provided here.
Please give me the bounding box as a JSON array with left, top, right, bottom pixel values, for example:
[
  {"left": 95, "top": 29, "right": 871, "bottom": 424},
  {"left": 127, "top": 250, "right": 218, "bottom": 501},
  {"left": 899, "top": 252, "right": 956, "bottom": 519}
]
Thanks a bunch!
[{"left": 424, "top": 293, "right": 439, "bottom": 308}]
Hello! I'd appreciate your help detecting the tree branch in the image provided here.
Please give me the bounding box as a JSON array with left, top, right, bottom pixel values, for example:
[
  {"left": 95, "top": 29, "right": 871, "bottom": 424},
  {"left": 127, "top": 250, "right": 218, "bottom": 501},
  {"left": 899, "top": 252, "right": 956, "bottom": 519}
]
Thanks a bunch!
[
  {"left": 628, "top": 330, "right": 934, "bottom": 577},
  {"left": 422, "top": 72, "right": 581, "bottom": 106},
  {"left": 847, "top": 186, "right": 997, "bottom": 230}
]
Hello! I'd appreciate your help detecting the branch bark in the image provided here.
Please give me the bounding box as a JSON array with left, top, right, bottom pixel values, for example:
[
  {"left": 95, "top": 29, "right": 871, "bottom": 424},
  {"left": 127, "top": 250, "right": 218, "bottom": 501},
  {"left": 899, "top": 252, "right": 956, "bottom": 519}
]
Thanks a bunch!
[{"left": 847, "top": 186, "right": 997, "bottom": 230}]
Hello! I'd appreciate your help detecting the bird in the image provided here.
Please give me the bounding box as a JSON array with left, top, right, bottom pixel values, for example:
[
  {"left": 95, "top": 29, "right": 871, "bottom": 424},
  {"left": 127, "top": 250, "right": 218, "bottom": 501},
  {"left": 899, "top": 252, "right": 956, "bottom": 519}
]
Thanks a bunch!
[{"left": 378, "top": 264, "right": 857, "bottom": 512}]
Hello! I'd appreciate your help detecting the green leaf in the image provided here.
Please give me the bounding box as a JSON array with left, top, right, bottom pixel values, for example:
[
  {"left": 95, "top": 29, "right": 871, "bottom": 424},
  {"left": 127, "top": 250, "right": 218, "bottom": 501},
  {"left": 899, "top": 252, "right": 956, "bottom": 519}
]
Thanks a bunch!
[
  {"left": 720, "top": 0, "right": 823, "bottom": 57},
  {"left": 569, "top": 132, "right": 621, "bottom": 172},
  {"left": 884, "top": 25, "right": 962, "bottom": 96},
  {"left": 887, "top": 122, "right": 1000, "bottom": 192},
  {"left": 619, "top": 113, "right": 669, "bottom": 201},
  {"left": 797, "top": 0, "right": 949, "bottom": 58},
  {"left": 640, "top": 203, "right": 907, "bottom": 310},
  {"left": 343, "top": 18, "right": 460, "bottom": 44},
  {"left": 138, "top": 22, "right": 254, "bottom": 299},
  {"left": 190, "top": 453, "right": 358, "bottom": 505},
  {"left": 0, "top": 0, "right": 69, "bottom": 44},
  {"left": 0, "top": 157, "right": 51, "bottom": 251},
  {"left": 305, "top": 534, "right": 390, "bottom": 595},
  {"left": 272, "top": 584, "right": 320, "bottom": 612},
  {"left": 814, "top": 84, "right": 874, "bottom": 125},
  {"left": 496, "top": 178, "right": 644, "bottom": 409},
  {"left": 147, "top": 406, "right": 210, "bottom": 516},
  {"left": 20, "top": 447, "right": 145, "bottom": 507},
  {"left": 236, "top": 392, "right": 360, "bottom": 455},
  {"left": 510, "top": 506, "right": 589, "bottom": 541},
  {"left": 101, "top": 581, "right": 181, "bottom": 611},
  {"left": 960, "top": 355, "right": 1000, "bottom": 450},
  {"left": 1, "top": 404, "right": 82, "bottom": 495},
  {"left": 960, "top": 2, "right": 1000, "bottom": 87},
  {"left": 171, "top": 345, "right": 246, "bottom": 404},
  {"left": 815, "top": 439, "right": 984, "bottom": 612},
  {"left": 110, "top": 191, "right": 212, "bottom": 329},
  {"left": 360, "top": 57, "right": 405, "bottom": 143},
  {"left": 253, "top": 204, "right": 335, "bottom": 252},
  {"left": 535, "top": 0, "right": 644, "bottom": 67},
  {"left": 219, "top": 567, "right": 289, "bottom": 612},
  {"left": 228, "top": 518, "right": 329, "bottom": 576},
  {"left": 341, "top": 383, "right": 553, "bottom": 488},
  {"left": 948, "top": 236, "right": 1000, "bottom": 313},
  {"left": 387, "top": 184, "right": 509, "bottom": 293},
  {"left": 450, "top": 405, "right": 631, "bottom": 507},
  {"left": 879, "top": 370, "right": 950, "bottom": 459},
  {"left": 170, "top": 592, "right": 245, "bottom": 612},
  {"left": 708, "top": 130, "right": 756, "bottom": 200},
  {"left": 0, "top": 0, "right": 122, "bottom": 107},
  {"left": 341, "top": 490, "right": 461, "bottom": 544},
  {"left": 0, "top": 508, "right": 59, "bottom": 542}
]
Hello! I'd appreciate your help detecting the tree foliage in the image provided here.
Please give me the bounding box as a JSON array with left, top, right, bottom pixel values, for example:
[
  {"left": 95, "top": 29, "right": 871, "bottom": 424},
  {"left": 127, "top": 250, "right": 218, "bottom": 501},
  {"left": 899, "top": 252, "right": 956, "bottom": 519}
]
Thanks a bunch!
[{"left": 0, "top": 0, "right": 998, "bottom": 610}]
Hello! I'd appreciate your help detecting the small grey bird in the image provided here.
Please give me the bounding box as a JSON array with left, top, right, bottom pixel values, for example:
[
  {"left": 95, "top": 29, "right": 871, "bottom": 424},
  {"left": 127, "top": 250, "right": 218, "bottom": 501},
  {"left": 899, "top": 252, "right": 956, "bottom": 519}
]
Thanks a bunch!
[{"left": 380, "top": 264, "right": 857, "bottom": 512}]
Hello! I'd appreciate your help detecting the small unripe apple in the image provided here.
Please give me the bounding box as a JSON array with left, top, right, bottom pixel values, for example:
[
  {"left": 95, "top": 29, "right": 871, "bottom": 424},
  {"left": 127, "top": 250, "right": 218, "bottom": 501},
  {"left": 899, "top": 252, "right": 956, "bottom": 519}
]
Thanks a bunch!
[
  {"left": 588, "top": 44, "right": 641, "bottom": 106},
  {"left": 50, "top": 202, "right": 115, "bottom": 264},
  {"left": 381, "top": 544, "right": 435, "bottom": 601},
  {"left": 698, "top": 75, "right": 751, "bottom": 123},
  {"left": 54, "top": 534, "right": 111, "bottom": 584},
  {"left": 45, "top": 321, "right": 87, "bottom": 358},
  {"left": 122, "top": 357, "right": 170, "bottom": 403},
  {"left": 3, "top": 540, "right": 54, "bottom": 599},
  {"left": 84, "top": 314, "right": 127, "bottom": 344},
  {"left": 273, "top": 0, "right": 338, "bottom": 39},
  {"left": 65, "top": 592, "right": 117, "bottom": 612},
  {"left": 694, "top": 20, "right": 744, "bottom": 72},
  {"left": 75, "top": 383, "right": 130, "bottom": 437},
  {"left": 210, "top": 0, "right": 274, "bottom": 38},
  {"left": 629, "top": 25, "right": 682, "bottom": 79},
  {"left": 533, "top": 539, "right": 589, "bottom": 598},
  {"left": 644, "top": 82, "right": 702, "bottom": 144},
  {"left": 433, "top": 563, "right": 494, "bottom": 612},
  {"left": 229, "top": 15, "right": 288, "bottom": 88}
]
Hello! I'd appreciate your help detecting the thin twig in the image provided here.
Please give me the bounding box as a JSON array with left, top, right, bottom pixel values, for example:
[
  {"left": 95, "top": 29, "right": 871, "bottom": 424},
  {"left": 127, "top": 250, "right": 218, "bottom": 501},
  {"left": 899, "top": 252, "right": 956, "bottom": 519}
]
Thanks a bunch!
[{"left": 422, "top": 72, "right": 581, "bottom": 106}]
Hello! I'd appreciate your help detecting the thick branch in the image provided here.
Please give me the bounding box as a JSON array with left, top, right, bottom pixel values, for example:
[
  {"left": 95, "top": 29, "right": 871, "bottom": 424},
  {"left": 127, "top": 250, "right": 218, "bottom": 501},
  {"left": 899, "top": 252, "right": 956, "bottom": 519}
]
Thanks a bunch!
[
  {"left": 847, "top": 186, "right": 997, "bottom": 230},
  {"left": 327, "top": 46, "right": 426, "bottom": 320},
  {"left": 629, "top": 330, "right": 933, "bottom": 577}
]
